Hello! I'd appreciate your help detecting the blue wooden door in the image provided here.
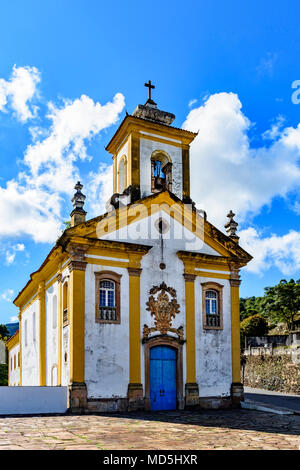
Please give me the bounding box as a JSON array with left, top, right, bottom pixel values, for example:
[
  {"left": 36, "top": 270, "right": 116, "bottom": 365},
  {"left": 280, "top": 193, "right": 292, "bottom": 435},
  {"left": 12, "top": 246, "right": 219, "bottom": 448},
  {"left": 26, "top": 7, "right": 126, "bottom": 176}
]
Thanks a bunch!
[{"left": 150, "top": 346, "right": 177, "bottom": 410}]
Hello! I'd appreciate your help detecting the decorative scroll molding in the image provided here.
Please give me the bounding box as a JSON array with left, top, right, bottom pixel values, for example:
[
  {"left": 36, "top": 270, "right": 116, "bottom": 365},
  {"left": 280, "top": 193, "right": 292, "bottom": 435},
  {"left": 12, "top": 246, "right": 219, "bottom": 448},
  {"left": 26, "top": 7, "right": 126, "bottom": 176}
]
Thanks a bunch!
[{"left": 144, "top": 282, "right": 182, "bottom": 339}]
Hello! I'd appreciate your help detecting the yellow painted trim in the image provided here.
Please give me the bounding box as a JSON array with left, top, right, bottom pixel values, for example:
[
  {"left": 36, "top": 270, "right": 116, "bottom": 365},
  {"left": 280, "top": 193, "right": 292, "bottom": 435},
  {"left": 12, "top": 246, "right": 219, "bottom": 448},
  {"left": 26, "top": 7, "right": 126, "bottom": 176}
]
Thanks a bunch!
[
  {"left": 69, "top": 268, "right": 85, "bottom": 384},
  {"left": 128, "top": 272, "right": 141, "bottom": 384},
  {"left": 19, "top": 294, "right": 38, "bottom": 316},
  {"left": 141, "top": 133, "right": 184, "bottom": 149},
  {"left": 87, "top": 247, "right": 129, "bottom": 259},
  {"left": 127, "top": 134, "right": 132, "bottom": 186},
  {"left": 231, "top": 284, "right": 241, "bottom": 383},
  {"left": 57, "top": 275, "right": 62, "bottom": 386},
  {"left": 182, "top": 146, "right": 190, "bottom": 200},
  {"left": 38, "top": 281, "right": 46, "bottom": 386},
  {"left": 8, "top": 350, "right": 10, "bottom": 385},
  {"left": 195, "top": 271, "right": 230, "bottom": 280},
  {"left": 106, "top": 116, "right": 197, "bottom": 155},
  {"left": 131, "top": 131, "right": 140, "bottom": 187},
  {"left": 18, "top": 312, "right": 22, "bottom": 385},
  {"left": 195, "top": 262, "right": 230, "bottom": 271},
  {"left": 86, "top": 257, "right": 129, "bottom": 268},
  {"left": 184, "top": 277, "right": 196, "bottom": 383},
  {"left": 113, "top": 155, "right": 117, "bottom": 193},
  {"left": 6, "top": 331, "right": 19, "bottom": 350}
]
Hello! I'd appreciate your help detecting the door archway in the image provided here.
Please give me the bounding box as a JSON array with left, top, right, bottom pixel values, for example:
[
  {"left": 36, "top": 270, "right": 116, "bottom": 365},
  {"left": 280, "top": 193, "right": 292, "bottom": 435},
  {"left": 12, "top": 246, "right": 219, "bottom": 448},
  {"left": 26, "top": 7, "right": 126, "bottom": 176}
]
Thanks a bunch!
[{"left": 144, "top": 336, "right": 184, "bottom": 410}]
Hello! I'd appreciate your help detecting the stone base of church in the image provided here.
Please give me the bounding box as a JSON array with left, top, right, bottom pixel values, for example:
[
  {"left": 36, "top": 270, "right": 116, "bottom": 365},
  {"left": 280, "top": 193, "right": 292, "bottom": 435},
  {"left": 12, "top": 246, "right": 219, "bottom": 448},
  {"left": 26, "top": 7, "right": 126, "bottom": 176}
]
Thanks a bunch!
[
  {"left": 68, "top": 382, "right": 87, "bottom": 414},
  {"left": 86, "top": 398, "right": 128, "bottom": 413},
  {"left": 230, "top": 382, "right": 244, "bottom": 408},
  {"left": 198, "top": 396, "right": 232, "bottom": 409},
  {"left": 68, "top": 383, "right": 244, "bottom": 413},
  {"left": 185, "top": 383, "right": 200, "bottom": 408},
  {"left": 127, "top": 383, "right": 144, "bottom": 411}
]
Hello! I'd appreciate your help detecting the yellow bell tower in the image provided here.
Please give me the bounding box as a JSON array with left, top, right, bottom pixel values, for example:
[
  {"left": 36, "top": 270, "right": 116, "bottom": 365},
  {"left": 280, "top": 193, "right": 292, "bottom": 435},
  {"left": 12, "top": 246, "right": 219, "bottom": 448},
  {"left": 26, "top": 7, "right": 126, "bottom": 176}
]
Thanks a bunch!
[{"left": 105, "top": 81, "right": 197, "bottom": 209}]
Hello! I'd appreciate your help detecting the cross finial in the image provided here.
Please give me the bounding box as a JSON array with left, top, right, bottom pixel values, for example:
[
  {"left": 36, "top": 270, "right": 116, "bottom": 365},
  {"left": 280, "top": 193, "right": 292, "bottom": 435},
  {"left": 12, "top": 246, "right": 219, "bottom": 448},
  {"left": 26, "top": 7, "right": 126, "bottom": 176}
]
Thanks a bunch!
[
  {"left": 144, "top": 80, "right": 155, "bottom": 100},
  {"left": 145, "top": 80, "right": 156, "bottom": 106}
]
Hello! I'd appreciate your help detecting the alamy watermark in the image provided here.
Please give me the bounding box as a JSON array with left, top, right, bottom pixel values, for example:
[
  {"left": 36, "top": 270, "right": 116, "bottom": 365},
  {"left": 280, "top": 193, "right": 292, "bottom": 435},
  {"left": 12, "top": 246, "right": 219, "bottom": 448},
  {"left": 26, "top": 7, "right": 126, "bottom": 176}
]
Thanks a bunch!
[{"left": 291, "top": 80, "right": 300, "bottom": 104}]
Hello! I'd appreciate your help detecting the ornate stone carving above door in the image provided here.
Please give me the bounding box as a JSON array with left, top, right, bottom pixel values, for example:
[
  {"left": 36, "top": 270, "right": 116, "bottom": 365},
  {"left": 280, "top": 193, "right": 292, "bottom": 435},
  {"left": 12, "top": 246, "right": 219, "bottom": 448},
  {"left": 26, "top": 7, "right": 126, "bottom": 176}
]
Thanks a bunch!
[{"left": 143, "top": 282, "right": 183, "bottom": 340}]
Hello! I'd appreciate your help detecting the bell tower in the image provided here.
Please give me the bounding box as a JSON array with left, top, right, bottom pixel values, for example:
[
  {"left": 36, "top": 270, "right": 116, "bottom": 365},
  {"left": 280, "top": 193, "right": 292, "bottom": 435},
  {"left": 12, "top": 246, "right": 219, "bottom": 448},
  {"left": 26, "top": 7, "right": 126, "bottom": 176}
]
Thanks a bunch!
[{"left": 105, "top": 82, "right": 197, "bottom": 209}]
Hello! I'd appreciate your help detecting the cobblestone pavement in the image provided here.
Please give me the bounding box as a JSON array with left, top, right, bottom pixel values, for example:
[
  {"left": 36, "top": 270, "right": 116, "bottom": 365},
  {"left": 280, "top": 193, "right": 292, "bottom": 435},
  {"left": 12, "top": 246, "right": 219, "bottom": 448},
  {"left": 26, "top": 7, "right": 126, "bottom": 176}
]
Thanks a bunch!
[{"left": 0, "top": 409, "right": 299, "bottom": 450}]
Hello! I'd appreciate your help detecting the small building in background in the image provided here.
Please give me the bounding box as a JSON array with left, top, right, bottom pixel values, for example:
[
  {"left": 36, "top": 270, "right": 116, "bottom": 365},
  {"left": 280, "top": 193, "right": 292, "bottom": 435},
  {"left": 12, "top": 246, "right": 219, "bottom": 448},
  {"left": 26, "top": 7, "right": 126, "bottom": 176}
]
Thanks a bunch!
[
  {"left": 6, "top": 332, "right": 20, "bottom": 386},
  {"left": 0, "top": 340, "right": 6, "bottom": 365}
]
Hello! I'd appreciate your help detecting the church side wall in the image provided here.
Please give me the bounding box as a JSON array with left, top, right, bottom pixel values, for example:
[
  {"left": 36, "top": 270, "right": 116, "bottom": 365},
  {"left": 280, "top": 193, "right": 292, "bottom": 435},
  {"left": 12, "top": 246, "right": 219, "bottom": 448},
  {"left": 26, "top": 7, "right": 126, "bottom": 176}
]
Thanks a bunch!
[
  {"left": 195, "top": 276, "right": 233, "bottom": 398},
  {"left": 45, "top": 281, "right": 59, "bottom": 386},
  {"left": 8, "top": 344, "right": 20, "bottom": 386},
  {"left": 84, "top": 263, "right": 130, "bottom": 399},
  {"left": 21, "top": 299, "right": 39, "bottom": 385},
  {"left": 139, "top": 137, "right": 183, "bottom": 199}
]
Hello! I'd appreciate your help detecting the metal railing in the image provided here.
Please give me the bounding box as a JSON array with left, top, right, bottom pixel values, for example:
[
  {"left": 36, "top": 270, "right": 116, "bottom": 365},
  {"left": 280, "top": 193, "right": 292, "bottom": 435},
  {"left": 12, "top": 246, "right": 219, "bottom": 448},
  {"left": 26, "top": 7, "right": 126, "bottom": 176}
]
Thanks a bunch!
[
  {"left": 98, "top": 306, "right": 117, "bottom": 321},
  {"left": 63, "top": 308, "right": 68, "bottom": 324},
  {"left": 206, "top": 314, "right": 220, "bottom": 327}
]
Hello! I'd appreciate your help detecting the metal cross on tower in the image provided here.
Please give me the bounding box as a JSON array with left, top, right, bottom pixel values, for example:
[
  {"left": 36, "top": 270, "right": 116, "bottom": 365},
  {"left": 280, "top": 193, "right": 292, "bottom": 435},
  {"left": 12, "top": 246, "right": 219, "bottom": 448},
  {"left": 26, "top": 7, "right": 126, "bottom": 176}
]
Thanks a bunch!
[{"left": 144, "top": 80, "right": 155, "bottom": 101}]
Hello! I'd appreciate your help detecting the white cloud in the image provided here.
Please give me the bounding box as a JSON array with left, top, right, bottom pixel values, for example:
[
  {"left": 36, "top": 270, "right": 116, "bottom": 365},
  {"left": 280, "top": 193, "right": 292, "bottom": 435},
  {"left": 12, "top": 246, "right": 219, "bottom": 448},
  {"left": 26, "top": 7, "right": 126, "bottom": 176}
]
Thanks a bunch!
[
  {"left": 9, "top": 316, "right": 18, "bottom": 322},
  {"left": 0, "top": 65, "right": 40, "bottom": 121},
  {"left": 239, "top": 227, "right": 300, "bottom": 276},
  {"left": 188, "top": 98, "right": 198, "bottom": 108},
  {"left": 262, "top": 115, "right": 286, "bottom": 140},
  {"left": 1, "top": 289, "right": 14, "bottom": 302},
  {"left": 0, "top": 65, "right": 125, "bottom": 243},
  {"left": 88, "top": 163, "right": 113, "bottom": 216},
  {"left": 4, "top": 243, "right": 26, "bottom": 265},
  {"left": 183, "top": 92, "right": 300, "bottom": 230}
]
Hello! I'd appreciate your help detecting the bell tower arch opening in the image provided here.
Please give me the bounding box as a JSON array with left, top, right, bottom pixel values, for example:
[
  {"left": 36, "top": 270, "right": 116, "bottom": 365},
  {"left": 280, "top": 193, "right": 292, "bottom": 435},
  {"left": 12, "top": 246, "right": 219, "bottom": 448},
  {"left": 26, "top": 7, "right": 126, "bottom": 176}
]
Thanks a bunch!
[{"left": 151, "top": 150, "right": 172, "bottom": 193}]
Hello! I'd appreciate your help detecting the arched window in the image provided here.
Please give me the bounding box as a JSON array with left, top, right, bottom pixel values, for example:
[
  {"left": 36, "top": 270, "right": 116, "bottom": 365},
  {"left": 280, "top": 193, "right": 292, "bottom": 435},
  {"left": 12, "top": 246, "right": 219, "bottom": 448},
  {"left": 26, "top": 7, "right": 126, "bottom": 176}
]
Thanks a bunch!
[
  {"left": 63, "top": 282, "right": 69, "bottom": 326},
  {"left": 118, "top": 156, "right": 127, "bottom": 194},
  {"left": 202, "top": 282, "right": 224, "bottom": 330},
  {"left": 151, "top": 151, "right": 172, "bottom": 193},
  {"left": 95, "top": 271, "right": 122, "bottom": 324}
]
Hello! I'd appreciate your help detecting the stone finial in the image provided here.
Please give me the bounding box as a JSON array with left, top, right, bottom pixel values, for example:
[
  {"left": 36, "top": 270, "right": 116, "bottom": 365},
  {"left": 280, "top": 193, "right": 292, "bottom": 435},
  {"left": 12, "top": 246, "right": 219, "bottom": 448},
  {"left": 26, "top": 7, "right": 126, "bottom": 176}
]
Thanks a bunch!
[
  {"left": 72, "top": 181, "right": 86, "bottom": 211},
  {"left": 225, "top": 210, "right": 239, "bottom": 242},
  {"left": 70, "top": 181, "right": 87, "bottom": 227}
]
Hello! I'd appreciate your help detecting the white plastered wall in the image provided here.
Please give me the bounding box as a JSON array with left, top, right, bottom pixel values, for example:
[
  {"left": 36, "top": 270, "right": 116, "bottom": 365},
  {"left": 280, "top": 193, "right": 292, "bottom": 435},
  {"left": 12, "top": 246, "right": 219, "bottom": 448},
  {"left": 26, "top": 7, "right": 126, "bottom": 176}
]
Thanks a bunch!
[
  {"left": 195, "top": 276, "right": 233, "bottom": 397},
  {"left": 21, "top": 298, "right": 39, "bottom": 385},
  {"left": 45, "top": 280, "right": 59, "bottom": 386},
  {"left": 84, "top": 262, "right": 129, "bottom": 398}
]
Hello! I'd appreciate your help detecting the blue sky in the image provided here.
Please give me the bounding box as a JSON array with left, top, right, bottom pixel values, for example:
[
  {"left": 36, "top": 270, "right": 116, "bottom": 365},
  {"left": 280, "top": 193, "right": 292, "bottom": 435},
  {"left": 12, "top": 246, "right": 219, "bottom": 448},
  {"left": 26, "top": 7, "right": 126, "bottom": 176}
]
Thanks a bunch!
[{"left": 1, "top": 0, "right": 300, "bottom": 323}]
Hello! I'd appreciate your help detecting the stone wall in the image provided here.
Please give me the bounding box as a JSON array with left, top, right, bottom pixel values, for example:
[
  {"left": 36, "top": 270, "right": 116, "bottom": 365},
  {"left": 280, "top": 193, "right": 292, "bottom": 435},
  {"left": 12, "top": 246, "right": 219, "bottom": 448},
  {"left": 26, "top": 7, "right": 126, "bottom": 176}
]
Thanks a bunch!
[{"left": 243, "top": 353, "right": 300, "bottom": 394}]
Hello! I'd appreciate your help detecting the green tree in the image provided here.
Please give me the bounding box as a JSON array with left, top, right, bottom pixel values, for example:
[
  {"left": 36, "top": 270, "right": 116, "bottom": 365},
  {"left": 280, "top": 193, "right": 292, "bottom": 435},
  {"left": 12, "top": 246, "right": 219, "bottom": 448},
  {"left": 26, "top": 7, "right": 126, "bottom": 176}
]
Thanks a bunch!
[
  {"left": 0, "top": 364, "right": 8, "bottom": 386},
  {"left": 0, "top": 324, "right": 10, "bottom": 341},
  {"left": 240, "top": 296, "right": 264, "bottom": 320},
  {"left": 240, "top": 314, "right": 268, "bottom": 348},
  {"left": 261, "top": 279, "right": 300, "bottom": 331}
]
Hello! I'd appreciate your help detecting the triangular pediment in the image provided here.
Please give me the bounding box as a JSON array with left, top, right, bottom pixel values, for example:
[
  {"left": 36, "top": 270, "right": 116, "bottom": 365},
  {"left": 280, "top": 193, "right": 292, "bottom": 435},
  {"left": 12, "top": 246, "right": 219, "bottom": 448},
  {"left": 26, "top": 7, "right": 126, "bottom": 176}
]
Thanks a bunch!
[{"left": 64, "top": 191, "right": 252, "bottom": 262}]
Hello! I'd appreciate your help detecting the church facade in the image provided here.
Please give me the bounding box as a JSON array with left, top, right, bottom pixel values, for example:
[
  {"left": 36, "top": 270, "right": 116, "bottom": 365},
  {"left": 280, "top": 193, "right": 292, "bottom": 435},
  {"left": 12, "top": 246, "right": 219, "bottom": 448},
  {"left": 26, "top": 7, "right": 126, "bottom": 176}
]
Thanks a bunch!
[{"left": 8, "top": 86, "right": 252, "bottom": 412}]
